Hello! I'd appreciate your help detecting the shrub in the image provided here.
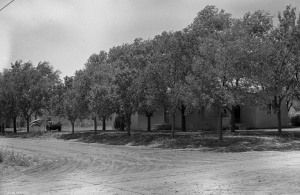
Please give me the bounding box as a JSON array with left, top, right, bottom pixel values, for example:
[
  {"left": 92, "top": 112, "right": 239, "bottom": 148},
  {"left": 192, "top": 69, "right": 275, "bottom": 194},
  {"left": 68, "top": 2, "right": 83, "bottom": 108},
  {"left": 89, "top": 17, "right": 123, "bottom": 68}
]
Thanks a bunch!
[
  {"left": 114, "top": 115, "right": 124, "bottom": 130},
  {"left": 290, "top": 114, "right": 300, "bottom": 126},
  {"left": 0, "top": 148, "right": 30, "bottom": 166}
]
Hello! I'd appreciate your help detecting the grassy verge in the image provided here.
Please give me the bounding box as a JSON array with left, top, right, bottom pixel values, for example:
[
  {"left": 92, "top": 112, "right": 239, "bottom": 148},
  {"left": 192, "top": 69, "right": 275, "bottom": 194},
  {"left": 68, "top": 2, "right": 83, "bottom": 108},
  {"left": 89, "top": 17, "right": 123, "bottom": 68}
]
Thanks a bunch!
[
  {"left": 1, "top": 130, "right": 56, "bottom": 139},
  {"left": 58, "top": 130, "right": 300, "bottom": 152},
  {"left": 0, "top": 147, "right": 37, "bottom": 178}
]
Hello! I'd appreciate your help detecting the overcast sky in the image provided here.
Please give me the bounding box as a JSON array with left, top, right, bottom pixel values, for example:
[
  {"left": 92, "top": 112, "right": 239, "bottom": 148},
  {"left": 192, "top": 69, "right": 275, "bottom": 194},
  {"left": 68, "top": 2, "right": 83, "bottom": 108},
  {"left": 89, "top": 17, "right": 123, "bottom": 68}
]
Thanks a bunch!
[{"left": 1, "top": 0, "right": 300, "bottom": 77}]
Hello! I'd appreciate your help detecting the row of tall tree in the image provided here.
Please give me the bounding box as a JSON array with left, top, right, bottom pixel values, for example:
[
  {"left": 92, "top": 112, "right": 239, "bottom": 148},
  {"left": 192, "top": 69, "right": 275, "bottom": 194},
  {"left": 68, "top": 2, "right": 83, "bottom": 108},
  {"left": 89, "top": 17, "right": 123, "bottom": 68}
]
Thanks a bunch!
[
  {"left": 0, "top": 61, "right": 60, "bottom": 132},
  {"left": 1, "top": 5, "right": 300, "bottom": 139},
  {"left": 74, "top": 5, "right": 300, "bottom": 138}
]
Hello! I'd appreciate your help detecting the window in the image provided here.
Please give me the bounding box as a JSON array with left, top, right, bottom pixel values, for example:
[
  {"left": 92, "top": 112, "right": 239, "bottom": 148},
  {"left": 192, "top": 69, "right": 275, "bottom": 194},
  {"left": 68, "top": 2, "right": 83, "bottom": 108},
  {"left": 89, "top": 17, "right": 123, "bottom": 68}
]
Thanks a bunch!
[
  {"left": 266, "top": 103, "right": 277, "bottom": 115},
  {"left": 186, "top": 108, "right": 193, "bottom": 115}
]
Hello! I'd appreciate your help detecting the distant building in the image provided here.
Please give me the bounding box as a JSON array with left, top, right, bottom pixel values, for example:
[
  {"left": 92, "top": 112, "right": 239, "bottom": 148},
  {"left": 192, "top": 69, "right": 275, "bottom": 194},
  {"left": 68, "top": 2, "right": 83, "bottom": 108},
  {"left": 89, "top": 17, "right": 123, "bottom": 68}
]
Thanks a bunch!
[{"left": 130, "top": 103, "right": 289, "bottom": 130}]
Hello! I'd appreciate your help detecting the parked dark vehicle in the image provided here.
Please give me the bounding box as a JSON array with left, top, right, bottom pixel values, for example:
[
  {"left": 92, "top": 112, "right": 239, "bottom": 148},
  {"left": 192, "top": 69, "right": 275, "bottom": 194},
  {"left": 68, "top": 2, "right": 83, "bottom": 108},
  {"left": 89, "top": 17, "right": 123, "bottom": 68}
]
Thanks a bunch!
[{"left": 46, "top": 121, "right": 62, "bottom": 131}]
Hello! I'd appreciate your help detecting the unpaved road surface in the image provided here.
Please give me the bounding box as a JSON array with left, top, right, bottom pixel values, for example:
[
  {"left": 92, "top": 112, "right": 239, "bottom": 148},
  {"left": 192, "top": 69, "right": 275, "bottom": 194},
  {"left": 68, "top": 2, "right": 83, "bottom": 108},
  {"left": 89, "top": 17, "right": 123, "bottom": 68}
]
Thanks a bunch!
[{"left": 1, "top": 138, "right": 300, "bottom": 194}]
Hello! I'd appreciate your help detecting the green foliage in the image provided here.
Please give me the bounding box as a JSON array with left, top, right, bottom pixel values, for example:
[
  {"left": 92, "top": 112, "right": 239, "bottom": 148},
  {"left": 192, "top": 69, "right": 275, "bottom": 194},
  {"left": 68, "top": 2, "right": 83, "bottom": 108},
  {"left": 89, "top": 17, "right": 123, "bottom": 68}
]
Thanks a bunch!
[
  {"left": 0, "top": 73, "right": 5, "bottom": 125},
  {"left": 48, "top": 83, "right": 65, "bottom": 118},
  {"left": 0, "top": 67, "right": 20, "bottom": 122},
  {"left": 188, "top": 5, "right": 232, "bottom": 37},
  {"left": 108, "top": 43, "right": 145, "bottom": 134},
  {"left": 249, "top": 5, "right": 300, "bottom": 133},
  {"left": 243, "top": 10, "right": 273, "bottom": 36},
  {"left": 152, "top": 31, "right": 195, "bottom": 115},
  {"left": 0, "top": 60, "right": 61, "bottom": 132},
  {"left": 62, "top": 76, "right": 80, "bottom": 124},
  {"left": 113, "top": 115, "right": 123, "bottom": 130},
  {"left": 86, "top": 51, "right": 115, "bottom": 121},
  {"left": 136, "top": 40, "right": 168, "bottom": 119}
]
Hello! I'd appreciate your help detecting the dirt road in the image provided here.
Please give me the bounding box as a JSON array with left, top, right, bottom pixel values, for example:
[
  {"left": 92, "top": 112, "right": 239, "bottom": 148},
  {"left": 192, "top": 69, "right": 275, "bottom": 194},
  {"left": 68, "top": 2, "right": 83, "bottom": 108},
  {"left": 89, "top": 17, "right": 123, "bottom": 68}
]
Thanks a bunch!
[{"left": 1, "top": 137, "right": 300, "bottom": 194}]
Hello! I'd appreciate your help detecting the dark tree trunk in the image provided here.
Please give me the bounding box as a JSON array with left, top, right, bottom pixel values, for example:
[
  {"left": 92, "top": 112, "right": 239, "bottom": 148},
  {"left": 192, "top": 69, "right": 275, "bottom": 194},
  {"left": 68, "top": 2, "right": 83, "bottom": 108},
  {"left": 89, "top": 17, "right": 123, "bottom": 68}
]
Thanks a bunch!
[
  {"left": 120, "top": 123, "right": 125, "bottom": 131},
  {"left": 127, "top": 125, "right": 131, "bottom": 136},
  {"left": 71, "top": 122, "right": 75, "bottom": 134},
  {"left": 275, "top": 96, "right": 282, "bottom": 135},
  {"left": 218, "top": 107, "right": 223, "bottom": 141},
  {"left": 171, "top": 112, "right": 175, "bottom": 138},
  {"left": 147, "top": 115, "right": 151, "bottom": 131},
  {"left": 13, "top": 116, "right": 17, "bottom": 133},
  {"left": 277, "top": 106, "right": 282, "bottom": 134},
  {"left": 26, "top": 117, "right": 30, "bottom": 133},
  {"left": 145, "top": 111, "right": 153, "bottom": 132},
  {"left": 180, "top": 104, "right": 186, "bottom": 132},
  {"left": 1, "top": 123, "right": 4, "bottom": 134},
  {"left": 230, "top": 105, "right": 235, "bottom": 132},
  {"left": 102, "top": 117, "right": 106, "bottom": 131},
  {"left": 124, "top": 113, "right": 131, "bottom": 136},
  {"left": 126, "top": 115, "right": 131, "bottom": 136},
  {"left": 94, "top": 117, "right": 97, "bottom": 134},
  {"left": 120, "top": 116, "right": 125, "bottom": 131}
]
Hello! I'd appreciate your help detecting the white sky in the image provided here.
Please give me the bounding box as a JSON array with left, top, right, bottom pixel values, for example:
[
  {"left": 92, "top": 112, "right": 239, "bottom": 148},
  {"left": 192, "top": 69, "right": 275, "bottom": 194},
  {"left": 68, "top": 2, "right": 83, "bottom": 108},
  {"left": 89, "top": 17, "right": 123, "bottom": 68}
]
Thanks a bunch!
[{"left": 0, "top": 0, "right": 300, "bottom": 77}]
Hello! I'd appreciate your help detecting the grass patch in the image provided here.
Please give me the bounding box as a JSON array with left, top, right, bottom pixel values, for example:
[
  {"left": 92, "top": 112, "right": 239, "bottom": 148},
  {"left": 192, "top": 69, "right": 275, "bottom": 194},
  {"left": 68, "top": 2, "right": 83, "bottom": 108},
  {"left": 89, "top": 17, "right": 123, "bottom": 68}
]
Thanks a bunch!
[
  {"left": 1, "top": 130, "right": 55, "bottom": 139},
  {"left": 0, "top": 148, "right": 31, "bottom": 166},
  {"left": 58, "top": 130, "right": 300, "bottom": 152},
  {"left": 60, "top": 131, "right": 163, "bottom": 146},
  {"left": 3, "top": 128, "right": 300, "bottom": 152}
]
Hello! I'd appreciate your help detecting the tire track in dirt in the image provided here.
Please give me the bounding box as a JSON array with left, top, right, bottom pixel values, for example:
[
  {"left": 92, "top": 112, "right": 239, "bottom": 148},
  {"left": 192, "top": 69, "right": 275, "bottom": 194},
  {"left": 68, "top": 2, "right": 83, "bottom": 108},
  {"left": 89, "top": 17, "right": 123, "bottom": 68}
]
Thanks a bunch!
[
  {"left": 0, "top": 138, "right": 242, "bottom": 193},
  {"left": 1, "top": 138, "right": 300, "bottom": 194}
]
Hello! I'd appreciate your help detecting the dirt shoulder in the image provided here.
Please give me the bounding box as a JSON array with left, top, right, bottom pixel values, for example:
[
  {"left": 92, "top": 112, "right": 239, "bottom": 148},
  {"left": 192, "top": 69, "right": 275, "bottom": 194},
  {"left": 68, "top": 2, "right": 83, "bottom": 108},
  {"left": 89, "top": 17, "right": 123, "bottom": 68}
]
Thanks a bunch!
[{"left": 1, "top": 136, "right": 300, "bottom": 194}]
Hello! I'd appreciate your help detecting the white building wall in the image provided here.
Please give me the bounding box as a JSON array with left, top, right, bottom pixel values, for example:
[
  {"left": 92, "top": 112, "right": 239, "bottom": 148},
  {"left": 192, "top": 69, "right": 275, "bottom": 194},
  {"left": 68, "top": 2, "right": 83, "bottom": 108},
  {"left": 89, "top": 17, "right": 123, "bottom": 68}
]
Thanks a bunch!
[
  {"left": 131, "top": 103, "right": 290, "bottom": 131},
  {"left": 240, "top": 105, "right": 257, "bottom": 128},
  {"left": 255, "top": 102, "right": 289, "bottom": 128},
  {"left": 137, "top": 110, "right": 165, "bottom": 130},
  {"left": 130, "top": 112, "right": 139, "bottom": 130}
]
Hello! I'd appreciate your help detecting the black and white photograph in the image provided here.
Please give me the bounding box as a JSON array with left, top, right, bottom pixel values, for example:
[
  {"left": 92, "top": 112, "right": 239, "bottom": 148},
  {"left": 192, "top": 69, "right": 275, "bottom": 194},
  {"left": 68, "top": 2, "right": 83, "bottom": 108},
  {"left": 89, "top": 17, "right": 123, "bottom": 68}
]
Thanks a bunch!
[{"left": 1, "top": 0, "right": 300, "bottom": 194}]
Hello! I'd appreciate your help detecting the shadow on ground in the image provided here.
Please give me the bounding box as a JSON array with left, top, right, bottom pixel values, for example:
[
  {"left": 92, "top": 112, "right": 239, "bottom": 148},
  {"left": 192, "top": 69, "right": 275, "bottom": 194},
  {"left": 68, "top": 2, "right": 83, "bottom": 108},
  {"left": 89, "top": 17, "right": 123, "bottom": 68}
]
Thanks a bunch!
[
  {"left": 2, "top": 128, "right": 300, "bottom": 152},
  {"left": 56, "top": 129, "right": 300, "bottom": 152}
]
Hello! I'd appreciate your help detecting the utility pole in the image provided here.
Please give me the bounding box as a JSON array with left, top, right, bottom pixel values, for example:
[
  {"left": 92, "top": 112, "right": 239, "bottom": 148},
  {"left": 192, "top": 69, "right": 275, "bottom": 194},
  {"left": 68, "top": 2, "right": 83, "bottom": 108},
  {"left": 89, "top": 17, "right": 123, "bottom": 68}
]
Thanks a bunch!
[{"left": 0, "top": 0, "right": 15, "bottom": 12}]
